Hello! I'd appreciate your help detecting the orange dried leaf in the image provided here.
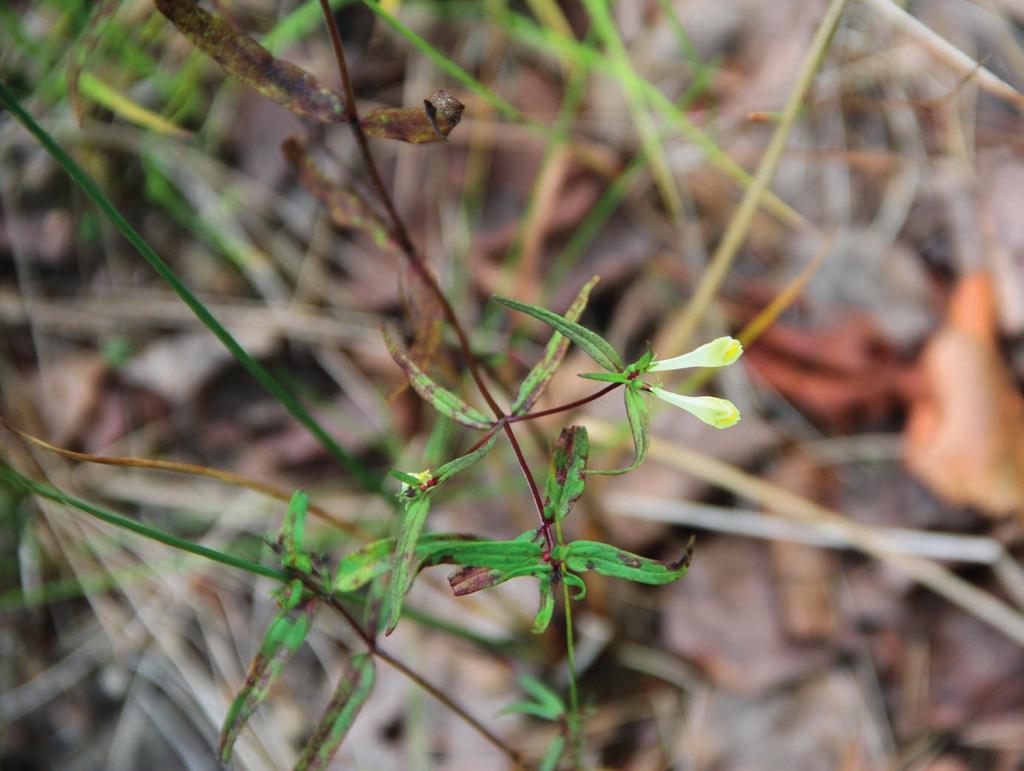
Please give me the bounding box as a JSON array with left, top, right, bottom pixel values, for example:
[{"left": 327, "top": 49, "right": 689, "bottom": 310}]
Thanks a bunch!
[
  {"left": 155, "top": 0, "right": 345, "bottom": 123},
  {"left": 904, "top": 271, "right": 1024, "bottom": 518}
]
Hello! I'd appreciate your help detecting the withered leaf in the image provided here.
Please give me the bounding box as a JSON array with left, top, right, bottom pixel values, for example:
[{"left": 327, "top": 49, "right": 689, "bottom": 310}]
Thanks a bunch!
[
  {"left": 361, "top": 89, "right": 464, "bottom": 144},
  {"left": 281, "top": 137, "right": 397, "bottom": 251},
  {"left": 155, "top": 0, "right": 345, "bottom": 123}
]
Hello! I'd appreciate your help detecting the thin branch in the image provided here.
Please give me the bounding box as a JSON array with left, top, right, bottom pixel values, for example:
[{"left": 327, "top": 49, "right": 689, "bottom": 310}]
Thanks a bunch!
[
  {"left": 316, "top": 1, "right": 553, "bottom": 547},
  {"left": 508, "top": 383, "right": 621, "bottom": 423},
  {"left": 313, "top": 585, "right": 526, "bottom": 767},
  {"left": 2, "top": 421, "right": 370, "bottom": 538}
]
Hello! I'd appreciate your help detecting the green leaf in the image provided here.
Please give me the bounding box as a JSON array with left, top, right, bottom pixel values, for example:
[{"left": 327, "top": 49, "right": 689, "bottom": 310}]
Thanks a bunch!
[
  {"left": 589, "top": 384, "right": 649, "bottom": 476},
  {"left": 218, "top": 596, "right": 317, "bottom": 762},
  {"left": 562, "top": 537, "right": 695, "bottom": 585},
  {"left": 334, "top": 538, "right": 395, "bottom": 593},
  {"left": 540, "top": 735, "right": 567, "bottom": 771},
  {"left": 388, "top": 469, "right": 423, "bottom": 488},
  {"left": 386, "top": 495, "right": 432, "bottom": 635},
  {"left": 531, "top": 575, "right": 555, "bottom": 634},
  {"left": 511, "top": 277, "right": 600, "bottom": 414},
  {"left": 499, "top": 674, "right": 565, "bottom": 721},
  {"left": 277, "top": 490, "right": 311, "bottom": 574},
  {"left": 578, "top": 371, "right": 629, "bottom": 383},
  {"left": 434, "top": 429, "right": 500, "bottom": 485},
  {"left": 154, "top": 0, "right": 346, "bottom": 123},
  {"left": 361, "top": 89, "right": 465, "bottom": 143},
  {"left": 294, "top": 652, "right": 376, "bottom": 771},
  {"left": 383, "top": 329, "right": 494, "bottom": 429},
  {"left": 543, "top": 426, "right": 589, "bottom": 523},
  {"left": 493, "top": 294, "right": 623, "bottom": 372},
  {"left": 334, "top": 532, "right": 537, "bottom": 594}
]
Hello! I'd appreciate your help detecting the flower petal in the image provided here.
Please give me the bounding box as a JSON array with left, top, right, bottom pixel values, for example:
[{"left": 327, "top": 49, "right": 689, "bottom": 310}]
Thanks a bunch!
[
  {"left": 650, "top": 388, "right": 741, "bottom": 428},
  {"left": 649, "top": 336, "right": 743, "bottom": 372}
]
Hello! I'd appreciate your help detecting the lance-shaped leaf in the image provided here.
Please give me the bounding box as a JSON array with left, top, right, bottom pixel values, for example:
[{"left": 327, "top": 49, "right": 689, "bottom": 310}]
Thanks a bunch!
[
  {"left": 385, "top": 495, "right": 432, "bottom": 634},
  {"left": 155, "top": 0, "right": 345, "bottom": 123},
  {"left": 293, "top": 652, "right": 375, "bottom": 771},
  {"left": 494, "top": 294, "right": 623, "bottom": 373},
  {"left": 334, "top": 532, "right": 480, "bottom": 593},
  {"left": 384, "top": 329, "right": 494, "bottom": 430},
  {"left": 540, "top": 735, "right": 567, "bottom": 771},
  {"left": 361, "top": 89, "right": 464, "bottom": 143},
  {"left": 511, "top": 277, "right": 600, "bottom": 415},
  {"left": 499, "top": 674, "right": 565, "bottom": 721},
  {"left": 589, "top": 384, "right": 649, "bottom": 476},
  {"left": 218, "top": 596, "right": 317, "bottom": 762},
  {"left": 277, "top": 490, "right": 312, "bottom": 574},
  {"left": 543, "top": 425, "right": 589, "bottom": 523},
  {"left": 444, "top": 530, "right": 550, "bottom": 598},
  {"left": 531, "top": 574, "right": 555, "bottom": 634},
  {"left": 562, "top": 537, "right": 695, "bottom": 585},
  {"left": 434, "top": 429, "right": 500, "bottom": 486},
  {"left": 282, "top": 137, "right": 397, "bottom": 251}
]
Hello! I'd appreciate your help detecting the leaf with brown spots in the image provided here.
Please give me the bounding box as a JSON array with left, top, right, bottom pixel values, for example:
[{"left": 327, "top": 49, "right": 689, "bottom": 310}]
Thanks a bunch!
[
  {"left": 543, "top": 425, "right": 589, "bottom": 523},
  {"left": 361, "top": 90, "right": 464, "bottom": 144},
  {"left": 155, "top": 0, "right": 345, "bottom": 123},
  {"left": 383, "top": 328, "right": 493, "bottom": 430},
  {"left": 562, "top": 536, "right": 695, "bottom": 585}
]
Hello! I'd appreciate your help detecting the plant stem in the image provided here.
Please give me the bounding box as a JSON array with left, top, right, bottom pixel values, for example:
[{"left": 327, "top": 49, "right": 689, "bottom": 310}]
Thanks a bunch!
[
  {"left": 314, "top": 586, "right": 527, "bottom": 767},
  {"left": 508, "top": 383, "right": 621, "bottom": 423},
  {"left": 317, "top": 2, "right": 553, "bottom": 547},
  {"left": 554, "top": 519, "right": 582, "bottom": 762}
]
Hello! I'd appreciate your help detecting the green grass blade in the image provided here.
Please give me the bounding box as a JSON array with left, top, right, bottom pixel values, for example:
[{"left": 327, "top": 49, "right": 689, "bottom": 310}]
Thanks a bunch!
[
  {"left": 0, "top": 464, "right": 288, "bottom": 582},
  {"left": 0, "top": 79, "right": 383, "bottom": 496}
]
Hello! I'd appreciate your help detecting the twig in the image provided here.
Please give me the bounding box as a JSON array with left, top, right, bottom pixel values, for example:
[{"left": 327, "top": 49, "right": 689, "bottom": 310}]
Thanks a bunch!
[{"left": 312, "top": 583, "right": 526, "bottom": 767}]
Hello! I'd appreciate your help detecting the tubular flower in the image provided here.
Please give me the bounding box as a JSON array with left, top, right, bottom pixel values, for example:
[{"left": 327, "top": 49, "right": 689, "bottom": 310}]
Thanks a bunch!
[
  {"left": 648, "top": 336, "right": 743, "bottom": 372},
  {"left": 645, "top": 337, "right": 743, "bottom": 429}
]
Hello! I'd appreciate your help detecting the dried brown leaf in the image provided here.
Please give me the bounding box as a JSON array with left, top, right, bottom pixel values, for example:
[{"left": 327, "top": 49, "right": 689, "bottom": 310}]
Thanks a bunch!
[
  {"left": 155, "top": 0, "right": 345, "bottom": 123},
  {"left": 281, "top": 137, "right": 397, "bottom": 251},
  {"left": 904, "top": 271, "right": 1024, "bottom": 519},
  {"left": 361, "top": 90, "right": 464, "bottom": 144}
]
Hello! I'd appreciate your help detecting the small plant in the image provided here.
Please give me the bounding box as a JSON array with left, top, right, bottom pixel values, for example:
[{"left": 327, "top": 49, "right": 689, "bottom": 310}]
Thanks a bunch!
[{"left": 0, "top": 1, "right": 746, "bottom": 768}]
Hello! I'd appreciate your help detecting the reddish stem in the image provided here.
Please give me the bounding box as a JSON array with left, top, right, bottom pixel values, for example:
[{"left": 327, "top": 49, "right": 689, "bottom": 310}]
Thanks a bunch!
[
  {"left": 508, "top": 382, "right": 622, "bottom": 424},
  {"left": 317, "top": 2, "right": 556, "bottom": 545}
]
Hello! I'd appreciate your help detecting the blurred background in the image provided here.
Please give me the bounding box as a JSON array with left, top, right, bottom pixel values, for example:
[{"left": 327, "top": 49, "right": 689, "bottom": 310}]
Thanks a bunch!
[{"left": 2, "top": 0, "right": 1024, "bottom": 769}]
